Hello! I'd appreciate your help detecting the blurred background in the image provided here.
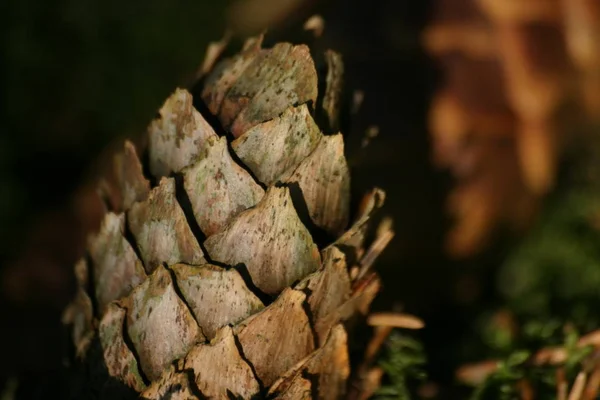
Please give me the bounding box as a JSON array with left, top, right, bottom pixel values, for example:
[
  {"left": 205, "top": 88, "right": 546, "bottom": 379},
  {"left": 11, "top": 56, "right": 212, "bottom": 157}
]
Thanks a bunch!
[{"left": 2, "top": 0, "right": 600, "bottom": 398}]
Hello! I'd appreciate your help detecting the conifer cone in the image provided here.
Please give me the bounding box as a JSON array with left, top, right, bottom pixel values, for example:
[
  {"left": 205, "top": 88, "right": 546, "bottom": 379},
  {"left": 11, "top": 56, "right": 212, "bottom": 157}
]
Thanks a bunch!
[
  {"left": 62, "top": 35, "right": 392, "bottom": 399},
  {"left": 424, "top": 0, "right": 600, "bottom": 256}
]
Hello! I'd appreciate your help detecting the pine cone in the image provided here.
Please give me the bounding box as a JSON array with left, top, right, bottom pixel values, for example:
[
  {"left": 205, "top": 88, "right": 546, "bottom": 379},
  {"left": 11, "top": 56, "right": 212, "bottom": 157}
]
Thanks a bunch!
[
  {"left": 62, "top": 35, "right": 391, "bottom": 399},
  {"left": 424, "top": 0, "right": 600, "bottom": 256}
]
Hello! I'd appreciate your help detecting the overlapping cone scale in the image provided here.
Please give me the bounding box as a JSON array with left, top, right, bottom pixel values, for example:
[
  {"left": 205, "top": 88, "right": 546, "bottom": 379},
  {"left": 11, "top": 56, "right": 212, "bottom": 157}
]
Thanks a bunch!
[{"left": 64, "top": 38, "right": 391, "bottom": 399}]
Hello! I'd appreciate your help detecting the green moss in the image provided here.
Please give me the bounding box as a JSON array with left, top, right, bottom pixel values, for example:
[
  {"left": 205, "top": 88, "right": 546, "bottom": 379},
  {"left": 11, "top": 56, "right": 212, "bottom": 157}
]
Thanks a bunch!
[
  {"left": 469, "top": 325, "right": 594, "bottom": 400},
  {"left": 463, "top": 129, "right": 600, "bottom": 398},
  {"left": 374, "top": 331, "right": 427, "bottom": 400}
]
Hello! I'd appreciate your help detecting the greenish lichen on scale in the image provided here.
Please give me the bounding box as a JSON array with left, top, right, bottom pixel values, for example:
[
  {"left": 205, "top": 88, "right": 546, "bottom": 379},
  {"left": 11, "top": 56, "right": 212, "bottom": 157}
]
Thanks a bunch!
[{"left": 62, "top": 33, "right": 393, "bottom": 399}]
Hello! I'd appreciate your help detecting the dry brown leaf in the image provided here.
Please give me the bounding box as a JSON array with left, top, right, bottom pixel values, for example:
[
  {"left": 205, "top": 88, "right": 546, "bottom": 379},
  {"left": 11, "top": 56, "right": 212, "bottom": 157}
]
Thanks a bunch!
[
  {"left": 128, "top": 177, "right": 205, "bottom": 273},
  {"left": 171, "top": 263, "right": 264, "bottom": 339},
  {"left": 183, "top": 135, "right": 265, "bottom": 237},
  {"left": 204, "top": 186, "right": 321, "bottom": 295}
]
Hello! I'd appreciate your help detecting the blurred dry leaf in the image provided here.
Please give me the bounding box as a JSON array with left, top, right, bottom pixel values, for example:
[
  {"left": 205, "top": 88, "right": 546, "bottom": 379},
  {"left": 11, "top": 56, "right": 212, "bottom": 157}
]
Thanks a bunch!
[
  {"left": 304, "top": 14, "right": 325, "bottom": 37},
  {"left": 424, "top": 0, "right": 600, "bottom": 256},
  {"left": 228, "top": 0, "right": 315, "bottom": 35},
  {"left": 456, "top": 360, "right": 499, "bottom": 386},
  {"left": 367, "top": 312, "right": 425, "bottom": 330}
]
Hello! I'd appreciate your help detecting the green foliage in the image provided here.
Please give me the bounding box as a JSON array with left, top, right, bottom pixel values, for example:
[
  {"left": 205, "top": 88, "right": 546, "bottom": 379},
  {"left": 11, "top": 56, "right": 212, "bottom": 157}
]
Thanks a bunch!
[
  {"left": 494, "top": 132, "right": 600, "bottom": 332},
  {"left": 471, "top": 322, "right": 592, "bottom": 400},
  {"left": 478, "top": 315, "right": 566, "bottom": 360},
  {"left": 465, "top": 133, "right": 600, "bottom": 398},
  {"left": 498, "top": 188, "right": 600, "bottom": 333},
  {"left": 374, "top": 331, "right": 427, "bottom": 400},
  {"left": 470, "top": 351, "right": 532, "bottom": 400}
]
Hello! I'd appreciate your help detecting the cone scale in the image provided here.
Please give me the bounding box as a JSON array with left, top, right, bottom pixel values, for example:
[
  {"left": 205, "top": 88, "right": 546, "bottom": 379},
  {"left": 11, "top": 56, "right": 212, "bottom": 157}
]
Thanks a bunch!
[{"left": 63, "top": 37, "right": 389, "bottom": 399}]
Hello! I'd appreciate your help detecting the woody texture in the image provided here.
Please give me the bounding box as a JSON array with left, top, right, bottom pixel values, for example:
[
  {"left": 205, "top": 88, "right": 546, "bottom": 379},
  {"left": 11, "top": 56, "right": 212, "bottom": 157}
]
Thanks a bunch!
[{"left": 62, "top": 34, "right": 392, "bottom": 400}]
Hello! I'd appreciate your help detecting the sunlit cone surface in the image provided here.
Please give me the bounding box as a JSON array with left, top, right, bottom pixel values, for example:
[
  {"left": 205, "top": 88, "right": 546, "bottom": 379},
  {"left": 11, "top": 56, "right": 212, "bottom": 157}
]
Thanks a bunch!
[
  {"left": 424, "top": 0, "right": 600, "bottom": 256},
  {"left": 62, "top": 36, "right": 390, "bottom": 399}
]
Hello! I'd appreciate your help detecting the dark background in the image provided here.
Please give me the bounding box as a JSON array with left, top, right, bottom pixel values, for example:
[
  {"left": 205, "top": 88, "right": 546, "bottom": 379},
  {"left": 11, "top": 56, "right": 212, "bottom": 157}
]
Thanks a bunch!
[{"left": 0, "top": 0, "right": 506, "bottom": 397}]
